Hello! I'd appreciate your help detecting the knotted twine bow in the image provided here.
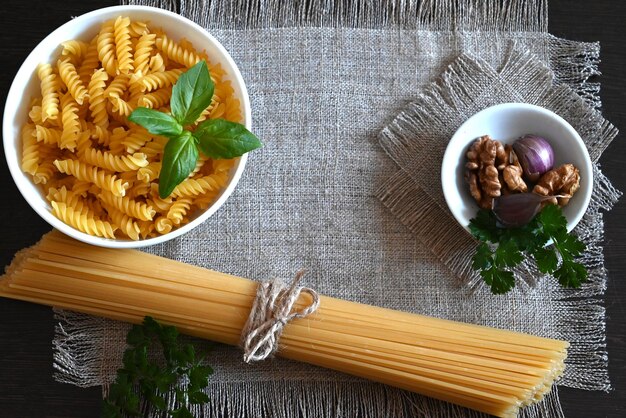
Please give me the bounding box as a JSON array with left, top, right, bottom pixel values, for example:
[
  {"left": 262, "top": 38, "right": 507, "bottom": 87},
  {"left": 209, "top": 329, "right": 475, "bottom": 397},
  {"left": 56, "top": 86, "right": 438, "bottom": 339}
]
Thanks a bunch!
[{"left": 241, "top": 270, "right": 320, "bottom": 363}]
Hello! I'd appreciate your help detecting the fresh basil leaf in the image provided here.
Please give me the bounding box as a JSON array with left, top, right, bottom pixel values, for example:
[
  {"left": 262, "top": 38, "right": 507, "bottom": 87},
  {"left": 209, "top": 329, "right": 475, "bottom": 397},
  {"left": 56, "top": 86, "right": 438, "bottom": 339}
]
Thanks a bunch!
[
  {"left": 170, "top": 60, "right": 214, "bottom": 126},
  {"left": 195, "top": 119, "right": 263, "bottom": 159},
  {"left": 128, "top": 107, "right": 183, "bottom": 137},
  {"left": 159, "top": 131, "right": 198, "bottom": 198}
]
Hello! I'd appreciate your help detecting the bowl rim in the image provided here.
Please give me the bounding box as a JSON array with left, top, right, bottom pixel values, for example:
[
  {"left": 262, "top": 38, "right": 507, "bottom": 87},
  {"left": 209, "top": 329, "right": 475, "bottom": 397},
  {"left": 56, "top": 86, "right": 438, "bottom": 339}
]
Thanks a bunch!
[
  {"left": 441, "top": 102, "right": 593, "bottom": 233},
  {"left": 2, "top": 5, "right": 253, "bottom": 248}
]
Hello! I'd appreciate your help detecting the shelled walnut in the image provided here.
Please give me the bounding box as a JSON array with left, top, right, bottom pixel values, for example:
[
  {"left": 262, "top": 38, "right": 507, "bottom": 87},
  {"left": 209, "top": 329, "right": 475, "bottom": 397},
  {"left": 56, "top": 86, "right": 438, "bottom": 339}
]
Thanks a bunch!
[
  {"left": 465, "top": 136, "right": 517, "bottom": 209},
  {"left": 533, "top": 163, "right": 581, "bottom": 206},
  {"left": 501, "top": 145, "right": 528, "bottom": 193},
  {"left": 465, "top": 135, "right": 507, "bottom": 209}
]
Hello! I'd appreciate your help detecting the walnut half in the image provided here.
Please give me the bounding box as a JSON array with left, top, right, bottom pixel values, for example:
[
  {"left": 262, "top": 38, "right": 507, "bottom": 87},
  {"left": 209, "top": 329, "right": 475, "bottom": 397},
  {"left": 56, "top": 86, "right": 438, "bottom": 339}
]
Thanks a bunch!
[
  {"left": 533, "top": 163, "right": 581, "bottom": 206},
  {"left": 464, "top": 136, "right": 507, "bottom": 209}
]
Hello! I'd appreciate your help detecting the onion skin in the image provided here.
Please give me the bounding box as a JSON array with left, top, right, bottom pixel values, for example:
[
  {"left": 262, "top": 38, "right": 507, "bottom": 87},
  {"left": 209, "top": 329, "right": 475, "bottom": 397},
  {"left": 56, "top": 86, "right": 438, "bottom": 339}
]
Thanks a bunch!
[
  {"left": 492, "top": 193, "right": 556, "bottom": 228},
  {"left": 512, "top": 135, "right": 554, "bottom": 182}
]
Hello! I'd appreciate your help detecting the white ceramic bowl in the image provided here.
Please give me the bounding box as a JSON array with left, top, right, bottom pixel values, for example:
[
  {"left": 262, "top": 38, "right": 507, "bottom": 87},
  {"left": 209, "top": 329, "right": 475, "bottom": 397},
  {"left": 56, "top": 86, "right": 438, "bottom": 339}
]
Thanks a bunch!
[
  {"left": 441, "top": 103, "right": 593, "bottom": 232},
  {"left": 3, "top": 6, "right": 252, "bottom": 248}
]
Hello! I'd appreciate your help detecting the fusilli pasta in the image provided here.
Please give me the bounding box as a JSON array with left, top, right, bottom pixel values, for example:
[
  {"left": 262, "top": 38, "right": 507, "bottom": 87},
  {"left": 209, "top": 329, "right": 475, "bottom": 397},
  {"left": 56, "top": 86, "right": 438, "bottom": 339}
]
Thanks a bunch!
[{"left": 21, "top": 16, "right": 242, "bottom": 240}]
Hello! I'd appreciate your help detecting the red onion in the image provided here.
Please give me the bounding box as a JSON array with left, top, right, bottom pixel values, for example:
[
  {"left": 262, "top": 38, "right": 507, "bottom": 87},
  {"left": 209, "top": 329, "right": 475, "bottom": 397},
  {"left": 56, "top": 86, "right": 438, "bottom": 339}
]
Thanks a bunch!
[
  {"left": 492, "top": 193, "right": 557, "bottom": 228},
  {"left": 512, "top": 135, "right": 554, "bottom": 182}
]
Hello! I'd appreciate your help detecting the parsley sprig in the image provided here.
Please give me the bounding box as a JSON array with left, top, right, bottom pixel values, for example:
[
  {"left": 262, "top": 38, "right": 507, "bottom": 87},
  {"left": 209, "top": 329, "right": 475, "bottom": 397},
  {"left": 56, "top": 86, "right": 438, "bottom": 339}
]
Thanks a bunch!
[
  {"left": 469, "top": 204, "right": 587, "bottom": 294},
  {"left": 102, "top": 317, "right": 212, "bottom": 418},
  {"left": 129, "top": 61, "right": 262, "bottom": 198}
]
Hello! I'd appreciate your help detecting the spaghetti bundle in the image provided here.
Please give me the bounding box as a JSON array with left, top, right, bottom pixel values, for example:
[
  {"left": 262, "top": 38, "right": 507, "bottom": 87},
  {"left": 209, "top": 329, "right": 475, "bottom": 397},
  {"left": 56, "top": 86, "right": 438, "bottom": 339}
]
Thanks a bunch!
[{"left": 0, "top": 231, "right": 568, "bottom": 417}]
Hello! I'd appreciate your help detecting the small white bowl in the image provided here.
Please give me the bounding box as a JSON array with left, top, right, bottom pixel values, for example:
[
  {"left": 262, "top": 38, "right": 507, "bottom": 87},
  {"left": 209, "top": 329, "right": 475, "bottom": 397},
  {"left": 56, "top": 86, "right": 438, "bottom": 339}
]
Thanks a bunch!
[
  {"left": 441, "top": 103, "right": 593, "bottom": 232},
  {"left": 3, "top": 6, "right": 252, "bottom": 248}
]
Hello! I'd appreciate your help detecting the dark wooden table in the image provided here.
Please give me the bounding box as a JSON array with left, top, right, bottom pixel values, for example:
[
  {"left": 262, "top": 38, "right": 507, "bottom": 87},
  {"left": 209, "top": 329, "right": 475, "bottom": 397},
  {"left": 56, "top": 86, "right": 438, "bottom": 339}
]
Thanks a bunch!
[{"left": 1, "top": 1, "right": 624, "bottom": 417}]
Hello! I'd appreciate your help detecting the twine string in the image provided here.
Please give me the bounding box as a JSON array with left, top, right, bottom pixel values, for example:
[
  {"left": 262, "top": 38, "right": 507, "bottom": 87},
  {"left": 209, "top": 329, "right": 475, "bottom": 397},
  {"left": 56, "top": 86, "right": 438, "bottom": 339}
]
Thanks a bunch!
[{"left": 241, "top": 270, "right": 320, "bottom": 363}]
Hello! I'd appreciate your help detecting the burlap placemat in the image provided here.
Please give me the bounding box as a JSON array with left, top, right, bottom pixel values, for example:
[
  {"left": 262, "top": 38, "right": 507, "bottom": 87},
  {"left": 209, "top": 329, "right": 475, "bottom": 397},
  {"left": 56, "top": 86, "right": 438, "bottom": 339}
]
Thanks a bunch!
[{"left": 52, "top": 1, "right": 618, "bottom": 416}]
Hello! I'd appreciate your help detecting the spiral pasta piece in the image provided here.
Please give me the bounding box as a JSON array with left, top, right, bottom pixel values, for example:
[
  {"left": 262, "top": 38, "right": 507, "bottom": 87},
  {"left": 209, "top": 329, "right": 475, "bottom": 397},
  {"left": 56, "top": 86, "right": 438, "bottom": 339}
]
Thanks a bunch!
[
  {"left": 212, "top": 158, "right": 236, "bottom": 174},
  {"left": 171, "top": 172, "right": 229, "bottom": 198},
  {"left": 83, "top": 148, "right": 148, "bottom": 172},
  {"left": 189, "top": 155, "right": 208, "bottom": 177},
  {"left": 61, "top": 40, "right": 89, "bottom": 64},
  {"left": 122, "top": 128, "right": 152, "bottom": 153},
  {"left": 58, "top": 58, "right": 89, "bottom": 105},
  {"left": 98, "top": 20, "right": 117, "bottom": 76},
  {"left": 133, "top": 32, "right": 156, "bottom": 75},
  {"left": 127, "top": 181, "right": 151, "bottom": 198},
  {"left": 47, "top": 186, "right": 98, "bottom": 215},
  {"left": 166, "top": 197, "right": 192, "bottom": 225},
  {"left": 104, "top": 73, "right": 129, "bottom": 100},
  {"left": 137, "top": 161, "right": 161, "bottom": 183},
  {"left": 148, "top": 53, "right": 166, "bottom": 74},
  {"left": 98, "top": 190, "right": 155, "bottom": 221},
  {"left": 139, "top": 68, "right": 182, "bottom": 91},
  {"left": 88, "top": 69, "right": 109, "bottom": 132},
  {"left": 223, "top": 96, "right": 243, "bottom": 122},
  {"left": 111, "top": 96, "right": 135, "bottom": 117},
  {"left": 81, "top": 148, "right": 149, "bottom": 172},
  {"left": 114, "top": 16, "right": 133, "bottom": 74},
  {"left": 129, "top": 20, "right": 149, "bottom": 37},
  {"left": 138, "top": 136, "right": 167, "bottom": 158},
  {"left": 51, "top": 201, "right": 117, "bottom": 239},
  {"left": 155, "top": 34, "right": 202, "bottom": 69},
  {"left": 193, "top": 192, "right": 219, "bottom": 210},
  {"left": 71, "top": 180, "right": 92, "bottom": 197},
  {"left": 59, "top": 93, "right": 80, "bottom": 151},
  {"left": 29, "top": 105, "right": 44, "bottom": 125},
  {"left": 37, "top": 63, "right": 60, "bottom": 122},
  {"left": 78, "top": 36, "right": 100, "bottom": 86},
  {"left": 137, "top": 220, "right": 154, "bottom": 239},
  {"left": 138, "top": 87, "right": 171, "bottom": 109},
  {"left": 53, "top": 159, "right": 129, "bottom": 197},
  {"left": 33, "top": 160, "right": 55, "bottom": 185},
  {"left": 128, "top": 72, "right": 145, "bottom": 103},
  {"left": 21, "top": 124, "right": 39, "bottom": 176},
  {"left": 108, "top": 126, "right": 129, "bottom": 154},
  {"left": 154, "top": 216, "right": 173, "bottom": 235},
  {"left": 34, "top": 125, "right": 62, "bottom": 146},
  {"left": 104, "top": 204, "right": 140, "bottom": 240}
]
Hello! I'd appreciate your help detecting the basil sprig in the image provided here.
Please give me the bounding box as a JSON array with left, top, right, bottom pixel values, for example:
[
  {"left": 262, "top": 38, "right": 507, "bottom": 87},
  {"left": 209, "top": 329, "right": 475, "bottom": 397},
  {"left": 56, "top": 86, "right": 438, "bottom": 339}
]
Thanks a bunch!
[{"left": 129, "top": 61, "right": 262, "bottom": 198}]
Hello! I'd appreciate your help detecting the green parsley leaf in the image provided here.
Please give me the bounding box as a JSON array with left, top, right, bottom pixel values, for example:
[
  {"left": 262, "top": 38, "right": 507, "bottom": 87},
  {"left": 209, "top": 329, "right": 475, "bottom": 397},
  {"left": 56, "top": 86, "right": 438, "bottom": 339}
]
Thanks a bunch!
[
  {"left": 552, "top": 229, "right": 586, "bottom": 260},
  {"left": 469, "top": 205, "right": 588, "bottom": 294},
  {"left": 537, "top": 204, "right": 567, "bottom": 236},
  {"left": 158, "top": 131, "right": 198, "bottom": 199},
  {"left": 195, "top": 119, "right": 263, "bottom": 159},
  {"left": 533, "top": 247, "right": 559, "bottom": 273},
  {"left": 103, "top": 317, "right": 212, "bottom": 418},
  {"left": 170, "top": 408, "right": 195, "bottom": 418},
  {"left": 128, "top": 108, "right": 183, "bottom": 137},
  {"left": 170, "top": 60, "right": 215, "bottom": 126},
  {"left": 469, "top": 209, "right": 501, "bottom": 243},
  {"left": 480, "top": 267, "right": 515, "bottom": 294},
  {"left": 493, "top": 240, "right": 523, "bottom": 268},
  {"left": 472, "top": 243, "right": 493, "bottom": 270},
  {"left": 554, "top": 259, "right": 587, "bottom": 288},
  {"left": 189, "top": 391, "right": 211, "bottom": 405}
]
